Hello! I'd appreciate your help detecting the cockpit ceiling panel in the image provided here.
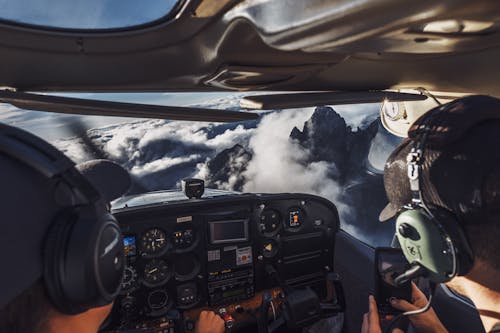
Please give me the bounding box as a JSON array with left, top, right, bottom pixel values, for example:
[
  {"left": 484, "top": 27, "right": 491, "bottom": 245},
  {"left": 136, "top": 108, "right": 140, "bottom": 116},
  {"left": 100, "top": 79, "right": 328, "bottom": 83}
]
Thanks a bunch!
[
  {"left": 224, "top": 0, "right": 500, "bottom": 54},
  {"left": 0, "top": 0, "right": 499, "bottom": 95}
]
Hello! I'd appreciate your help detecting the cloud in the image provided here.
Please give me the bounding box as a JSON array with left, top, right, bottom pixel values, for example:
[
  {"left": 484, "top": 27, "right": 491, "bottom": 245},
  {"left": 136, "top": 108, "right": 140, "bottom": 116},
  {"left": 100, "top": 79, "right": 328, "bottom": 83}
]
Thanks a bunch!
[
  {"left": 51, "top": 101, "right": 379, "bottom": 228},
  {"left": 52, "top": 112, "right": 259, "bottom": 192},
  {"left": 242, "top": 108, "right": 354, "bottom": 222},
  {"left": 131, "top": 154, "right": 203, "bottom": 177},
  {"left": 12, "top": 91, "right": 388, "bottom": 244},
  {"left": 334, "top": 103, "right": 381, "bottom": 129}
]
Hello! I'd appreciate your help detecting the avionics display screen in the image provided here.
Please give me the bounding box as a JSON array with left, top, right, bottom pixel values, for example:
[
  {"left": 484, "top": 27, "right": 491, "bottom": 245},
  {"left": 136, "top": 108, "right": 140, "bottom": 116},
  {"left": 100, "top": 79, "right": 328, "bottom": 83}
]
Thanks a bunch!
[
  {"left": 209, "top": 220, "right": 249, "bottom": 244},
  {"left": 222, "top": 288, "right": 245, "bottom": 298},
  {"left": 123, "top": 236, "right": 137, "bottom": 257}
]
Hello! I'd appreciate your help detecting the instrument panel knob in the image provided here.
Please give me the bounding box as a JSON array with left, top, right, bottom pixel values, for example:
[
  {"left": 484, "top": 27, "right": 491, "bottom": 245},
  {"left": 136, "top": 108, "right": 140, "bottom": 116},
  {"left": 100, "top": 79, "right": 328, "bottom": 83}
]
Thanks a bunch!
[{"left": 218, "top": 308, "right": 235, "bottom": 329}]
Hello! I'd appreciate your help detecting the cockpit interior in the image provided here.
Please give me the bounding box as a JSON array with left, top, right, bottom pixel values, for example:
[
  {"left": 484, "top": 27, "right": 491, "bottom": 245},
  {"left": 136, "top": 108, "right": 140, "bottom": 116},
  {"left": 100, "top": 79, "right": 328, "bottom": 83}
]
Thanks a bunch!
[
  {"left": 105, "top": 190, "right": 340, "bottom": 332},
  {"left": 1, "top": 1, "right": 499, "bottom": 333}
]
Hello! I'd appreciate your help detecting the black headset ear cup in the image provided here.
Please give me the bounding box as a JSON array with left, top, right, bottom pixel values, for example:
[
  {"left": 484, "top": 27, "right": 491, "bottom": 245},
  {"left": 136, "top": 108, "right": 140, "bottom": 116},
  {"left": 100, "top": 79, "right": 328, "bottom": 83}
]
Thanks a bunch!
[
  {"left": 64, "top": 209, "right": 124, "bottom": 307},
  {"left": 0, "top": 123, "right": 125, "bottom": 313},
  {"left": 43, "top": 208, "right": 82, "bottom": 314},
  {"left": 44, "top": 206, "right": 124, "bottom": 315},
  {"left": 92, "top": 215, "right": 124, "bottom": 300}
]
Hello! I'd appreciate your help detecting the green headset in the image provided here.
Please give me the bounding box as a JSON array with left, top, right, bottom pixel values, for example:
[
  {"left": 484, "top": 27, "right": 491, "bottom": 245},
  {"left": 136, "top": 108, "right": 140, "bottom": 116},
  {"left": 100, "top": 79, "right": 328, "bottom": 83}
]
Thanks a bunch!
[{"left": 394, "top": 105, "right": 475, "bottom": 283}]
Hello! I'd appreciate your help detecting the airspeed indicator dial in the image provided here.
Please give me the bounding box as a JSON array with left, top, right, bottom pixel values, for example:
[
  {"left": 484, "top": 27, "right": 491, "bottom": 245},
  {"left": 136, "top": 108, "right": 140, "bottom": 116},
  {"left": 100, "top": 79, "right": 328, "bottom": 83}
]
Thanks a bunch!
[
  {"left": 141, "top": 228, "right": 168, "bottom": 256},
  {"left": 143, "top": 259, "right": 172, "bottom": 287}
]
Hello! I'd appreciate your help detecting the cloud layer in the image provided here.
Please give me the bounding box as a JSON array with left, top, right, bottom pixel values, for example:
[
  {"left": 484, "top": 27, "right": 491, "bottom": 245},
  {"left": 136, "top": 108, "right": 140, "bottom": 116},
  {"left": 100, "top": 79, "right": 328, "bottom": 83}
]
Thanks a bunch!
[{"left": 2, "top": 94, "right": 394, "bottom": 246}]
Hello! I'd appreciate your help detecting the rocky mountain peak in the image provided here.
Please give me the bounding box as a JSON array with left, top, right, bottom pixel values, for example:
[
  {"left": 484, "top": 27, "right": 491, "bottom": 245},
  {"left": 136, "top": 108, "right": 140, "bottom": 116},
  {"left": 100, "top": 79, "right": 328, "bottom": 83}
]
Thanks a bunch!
[
  {"left": 205, "top": 144, "right": 252, "bottom": 191},
  {"left": 290, "top": 106, "right": 378, "bottom": 181}
]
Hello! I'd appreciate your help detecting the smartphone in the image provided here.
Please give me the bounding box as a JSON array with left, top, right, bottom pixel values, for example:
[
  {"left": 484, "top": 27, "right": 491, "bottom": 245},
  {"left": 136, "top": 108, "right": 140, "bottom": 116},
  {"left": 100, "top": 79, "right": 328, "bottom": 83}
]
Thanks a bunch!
[{"left": 374, "top": 247, "right": 412, "bottom": 315}]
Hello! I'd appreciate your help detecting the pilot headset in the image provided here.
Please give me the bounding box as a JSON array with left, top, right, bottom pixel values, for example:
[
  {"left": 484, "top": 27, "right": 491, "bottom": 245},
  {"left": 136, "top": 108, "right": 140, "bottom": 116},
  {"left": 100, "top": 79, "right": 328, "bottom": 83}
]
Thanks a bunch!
[
  {"left": 0, "top": 123, "right": 124, "bottom": 314},
  {"left": 392, "top": 98, "right": 500, "bottom": 283}
]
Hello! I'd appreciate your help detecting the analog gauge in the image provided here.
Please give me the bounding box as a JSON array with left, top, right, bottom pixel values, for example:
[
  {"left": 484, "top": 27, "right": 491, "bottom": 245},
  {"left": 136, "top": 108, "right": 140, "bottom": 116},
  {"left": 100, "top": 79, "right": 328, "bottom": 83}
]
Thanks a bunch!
[
  {"left": 174, "top": 253, "right": 200, "bottom": 281},
  {"left": 381, "top": 101, "right": 406, "bottom": 121},
  {"left": 121, "top": 266, "right": 138, "bottom": 291},
  {"left": 147, "top": 289, "right": 170, "bottom": 310},
  {"left": 176, "top": 282, "right": 198, "bottom": 308},
  {"left": 259, "top": 209, "right": 281, "bottom": 235},
  {"left": 173, "top": 229, "right": 195, "bottom": 249},
  {"left": 141, "top": 228, "right": 168, "bottom": 256},
  {"left": 143, "top": 259, "right": 172, "bottom": 287}
]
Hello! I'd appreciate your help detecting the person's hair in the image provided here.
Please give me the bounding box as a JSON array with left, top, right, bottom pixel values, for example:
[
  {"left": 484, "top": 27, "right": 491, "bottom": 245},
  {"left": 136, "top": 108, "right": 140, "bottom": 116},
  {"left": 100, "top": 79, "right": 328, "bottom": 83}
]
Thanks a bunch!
[
  {"left": 464, "top": 221, "right": 500, "bottom": 272},
  {"left": 0, "top": 279, "right": 53, "bottom": 333},
  {"left": 461, "top": 124, "right": 500, "bottom": 272}
]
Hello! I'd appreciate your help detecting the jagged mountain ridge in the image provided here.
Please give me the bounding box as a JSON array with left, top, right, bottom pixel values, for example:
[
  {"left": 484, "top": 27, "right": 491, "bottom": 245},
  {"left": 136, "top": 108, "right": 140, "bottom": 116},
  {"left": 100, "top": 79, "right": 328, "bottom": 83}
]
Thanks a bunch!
[
  {"left": 289, "top": 106, "right": 379, "bottom": 182},
  {"left": 202, "top": 106, "right": 392, "bottom": 245},
  {"left": 55, "top": 105, "right": 392, "bottom": 245},
  {"left": 204, "top": 144, "right": 252, "bottom": 191},
  {"left": 206, "top": 106, "right": 379, "bottom": 187}
]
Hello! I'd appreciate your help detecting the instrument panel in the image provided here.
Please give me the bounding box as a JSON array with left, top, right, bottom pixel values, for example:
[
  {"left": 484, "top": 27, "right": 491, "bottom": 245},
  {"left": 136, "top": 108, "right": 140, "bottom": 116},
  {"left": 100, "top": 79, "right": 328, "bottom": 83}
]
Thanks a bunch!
[{"left": 104, "top": 193, "right": 339, "bottom": 332}]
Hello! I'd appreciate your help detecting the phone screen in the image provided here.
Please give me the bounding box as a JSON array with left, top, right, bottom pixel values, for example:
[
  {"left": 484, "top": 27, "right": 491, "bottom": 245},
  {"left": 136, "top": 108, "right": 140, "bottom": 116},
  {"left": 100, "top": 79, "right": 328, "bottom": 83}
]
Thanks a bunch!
[{"left": 374, "top": 247, "right": 412, "bottom": 314}]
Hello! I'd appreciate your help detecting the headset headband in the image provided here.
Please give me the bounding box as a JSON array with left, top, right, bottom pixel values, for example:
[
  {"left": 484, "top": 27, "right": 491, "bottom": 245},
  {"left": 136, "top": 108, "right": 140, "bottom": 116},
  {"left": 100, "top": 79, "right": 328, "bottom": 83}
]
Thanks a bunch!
[
  {"left": 405, "top": 108, "right": 459, "bottom": 277},
  {"left": 406, "top": 109, "right": 441, "bottom": 208}
]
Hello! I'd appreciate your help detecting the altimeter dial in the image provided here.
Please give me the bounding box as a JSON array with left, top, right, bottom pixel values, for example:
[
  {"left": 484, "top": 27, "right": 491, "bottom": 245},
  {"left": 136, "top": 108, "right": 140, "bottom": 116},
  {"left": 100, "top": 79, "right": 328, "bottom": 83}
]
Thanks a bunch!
[{"left": 141, "top": 228, "right": 168, "bottom": 256}]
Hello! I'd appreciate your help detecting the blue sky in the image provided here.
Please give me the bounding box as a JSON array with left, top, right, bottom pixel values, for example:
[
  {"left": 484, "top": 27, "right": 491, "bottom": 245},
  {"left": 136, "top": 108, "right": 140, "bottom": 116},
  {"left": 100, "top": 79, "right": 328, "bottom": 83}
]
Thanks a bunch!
[{"left": 0, "top": 0, "right": 178, "bottom": 29}]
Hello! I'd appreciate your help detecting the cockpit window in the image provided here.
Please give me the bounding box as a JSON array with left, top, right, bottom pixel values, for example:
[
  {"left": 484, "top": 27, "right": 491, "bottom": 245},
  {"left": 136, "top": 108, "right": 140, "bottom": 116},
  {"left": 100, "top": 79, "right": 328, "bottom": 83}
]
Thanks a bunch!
[
  {"left": 367, "top": 125, "right": 403, "bottom": 174},
  {"left": 1, "top": 92, "right": 403, "bottom": 247},
  {"left": 0, "top": 0, "right": 180, "bottom": 30}
]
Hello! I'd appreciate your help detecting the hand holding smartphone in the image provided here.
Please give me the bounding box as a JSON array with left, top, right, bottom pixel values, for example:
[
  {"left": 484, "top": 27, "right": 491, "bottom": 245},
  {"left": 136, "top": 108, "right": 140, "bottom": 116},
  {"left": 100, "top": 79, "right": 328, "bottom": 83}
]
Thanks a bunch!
[{"left": 374, "top": 247, "right": 412, "bottom": 315}]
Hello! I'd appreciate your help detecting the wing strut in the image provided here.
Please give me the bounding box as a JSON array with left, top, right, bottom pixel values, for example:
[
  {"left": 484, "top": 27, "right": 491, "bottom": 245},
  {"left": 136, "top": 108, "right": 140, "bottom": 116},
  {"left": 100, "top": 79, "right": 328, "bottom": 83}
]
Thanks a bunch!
[
  {"left": 240, "top": 91, "right": 427, "bottom": 110},
  {"left": 0, "top": 90, "right": 259, "bottom": 123}
]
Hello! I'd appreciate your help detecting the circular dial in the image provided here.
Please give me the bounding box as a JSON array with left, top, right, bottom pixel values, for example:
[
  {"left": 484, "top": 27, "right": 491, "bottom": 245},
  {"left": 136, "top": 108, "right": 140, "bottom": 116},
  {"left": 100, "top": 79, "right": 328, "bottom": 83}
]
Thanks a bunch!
[
  {"left": 147, "top": 289, "right": 170, "bottom": 310},
  {"left": 173, "top": 229, "right": 195, "bottom": 249},
  {"left": 143, "top": 259, "right": 171, "bottom": 287},
  {"left": 141, "top": 228, "right": 168, "bottom": 256},
  {"left": 174, "top": 253, "right": 200, "bottom": 281},
  {"left": 176, "top": 282, "right": 198, "bottom": 307},
  {"left": 381, "top": 101, "right": 406, "bottom": 121},
  {"left": 259, "top": 209, "right": 281, "bottom": 235},
  {"left": 121, "top": 266, "right": 138, "bottom": 291}
]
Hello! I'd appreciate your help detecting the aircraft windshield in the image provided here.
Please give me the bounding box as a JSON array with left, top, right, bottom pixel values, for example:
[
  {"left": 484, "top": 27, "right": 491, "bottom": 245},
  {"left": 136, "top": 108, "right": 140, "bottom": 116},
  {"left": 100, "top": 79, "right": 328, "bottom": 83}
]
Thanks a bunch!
[
  {"left": 0, "top": 92, "right": 403, "bottom": 247},
  {"left": 0, "top": 0, "right": 180, "bottom": 30}
]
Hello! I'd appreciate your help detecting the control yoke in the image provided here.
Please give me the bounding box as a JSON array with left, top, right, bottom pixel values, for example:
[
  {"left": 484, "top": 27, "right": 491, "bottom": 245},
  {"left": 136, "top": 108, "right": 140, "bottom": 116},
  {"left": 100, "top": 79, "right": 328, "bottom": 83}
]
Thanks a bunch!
[{"left": 258, "top": 265, "right": 345, "bottom": 333}]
